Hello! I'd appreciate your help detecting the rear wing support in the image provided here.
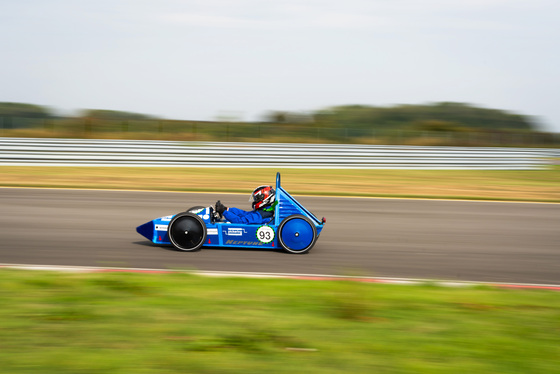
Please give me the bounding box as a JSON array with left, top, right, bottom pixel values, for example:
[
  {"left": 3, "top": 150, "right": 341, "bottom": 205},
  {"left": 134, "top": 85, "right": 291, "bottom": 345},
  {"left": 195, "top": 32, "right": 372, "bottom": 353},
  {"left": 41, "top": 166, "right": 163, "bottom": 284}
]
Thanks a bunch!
[{"left": 274, "top": 172, "right": 324, "bottom": 226}]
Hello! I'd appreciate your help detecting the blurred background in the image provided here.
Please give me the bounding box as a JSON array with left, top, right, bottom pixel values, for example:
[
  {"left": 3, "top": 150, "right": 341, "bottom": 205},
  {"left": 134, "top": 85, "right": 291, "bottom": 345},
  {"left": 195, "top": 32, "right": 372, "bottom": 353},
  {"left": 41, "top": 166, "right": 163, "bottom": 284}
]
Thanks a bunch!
[
  {"left": 1, "top": 2, "right": 560, "bottom": 372},
  {"left": 1, "top": 101, "right": 559, "bottom": 147},
  {"left": 2, "top": 0, "right": 560, "bottom": 143}
]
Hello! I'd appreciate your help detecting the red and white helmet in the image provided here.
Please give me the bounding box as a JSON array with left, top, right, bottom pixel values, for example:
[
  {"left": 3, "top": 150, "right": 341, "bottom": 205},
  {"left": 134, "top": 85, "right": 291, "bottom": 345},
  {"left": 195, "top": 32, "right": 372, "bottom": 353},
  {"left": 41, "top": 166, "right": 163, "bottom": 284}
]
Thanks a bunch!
[{"left": 249, "top": 185, "right": 276, "bottom": 209}]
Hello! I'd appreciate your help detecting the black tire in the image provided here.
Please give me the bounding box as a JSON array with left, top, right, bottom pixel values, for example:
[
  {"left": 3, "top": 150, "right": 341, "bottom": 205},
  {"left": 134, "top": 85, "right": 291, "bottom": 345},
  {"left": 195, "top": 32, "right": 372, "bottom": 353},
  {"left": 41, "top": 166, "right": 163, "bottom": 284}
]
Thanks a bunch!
[
  {"left": 278, "top": 214, "right": 317, "bottom": 254},
  {"left": 186, "top": 206, "right": 206, "bottom": 214},
  {"left": 168, "top": 212, "right": 207, "bottom": 251}
]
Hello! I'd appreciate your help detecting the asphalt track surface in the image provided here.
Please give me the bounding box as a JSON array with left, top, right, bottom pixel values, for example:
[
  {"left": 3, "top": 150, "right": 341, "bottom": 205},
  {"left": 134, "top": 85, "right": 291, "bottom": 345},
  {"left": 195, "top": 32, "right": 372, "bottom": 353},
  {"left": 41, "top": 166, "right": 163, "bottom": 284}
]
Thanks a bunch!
[{"left": 1, "top": 188, "right": 559, "bottom": 284}]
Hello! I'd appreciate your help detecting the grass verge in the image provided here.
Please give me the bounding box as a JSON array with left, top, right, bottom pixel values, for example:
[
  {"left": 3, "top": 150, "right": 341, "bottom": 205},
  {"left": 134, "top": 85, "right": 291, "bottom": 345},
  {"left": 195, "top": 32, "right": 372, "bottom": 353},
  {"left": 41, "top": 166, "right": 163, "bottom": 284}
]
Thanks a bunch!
[
  {"left": 0, "top": 166, "right": 559, "bottom": 202},
  {"left": 0, "top": 269, "right": 559, "bottom": 373}
]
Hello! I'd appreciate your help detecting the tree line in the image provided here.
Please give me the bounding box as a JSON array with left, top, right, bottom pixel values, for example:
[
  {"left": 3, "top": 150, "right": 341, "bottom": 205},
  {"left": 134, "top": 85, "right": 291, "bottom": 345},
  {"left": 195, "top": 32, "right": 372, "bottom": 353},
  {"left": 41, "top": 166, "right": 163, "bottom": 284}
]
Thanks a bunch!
[
  {"left": 0, "top": 101, "right": 540, "bottom": 133},
  {"left": 266, "top": 102, "right": 537, "bottom": 132}
]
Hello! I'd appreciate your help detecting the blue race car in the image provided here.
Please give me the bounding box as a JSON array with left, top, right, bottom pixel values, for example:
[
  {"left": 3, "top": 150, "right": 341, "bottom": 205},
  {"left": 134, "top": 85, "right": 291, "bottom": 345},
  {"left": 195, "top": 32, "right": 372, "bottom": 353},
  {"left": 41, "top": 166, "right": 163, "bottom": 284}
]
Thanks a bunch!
[{"left": 136, "top": 173, "right": 326, "bottom": 254}]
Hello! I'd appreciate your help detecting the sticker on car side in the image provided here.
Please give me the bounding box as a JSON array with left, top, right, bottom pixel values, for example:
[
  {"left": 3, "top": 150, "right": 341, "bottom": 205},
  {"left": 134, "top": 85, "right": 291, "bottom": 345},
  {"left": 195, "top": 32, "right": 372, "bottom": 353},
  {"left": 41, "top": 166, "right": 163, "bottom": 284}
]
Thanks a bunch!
[{"left": 256, "top": 225, "right": 275, "bottom": 243}]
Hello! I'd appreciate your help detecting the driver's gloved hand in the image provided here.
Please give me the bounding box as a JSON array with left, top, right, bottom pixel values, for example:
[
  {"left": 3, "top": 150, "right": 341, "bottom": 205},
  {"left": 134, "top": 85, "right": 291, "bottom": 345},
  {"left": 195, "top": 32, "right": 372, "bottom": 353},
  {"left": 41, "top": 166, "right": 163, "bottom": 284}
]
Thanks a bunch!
[{"left": 215, "top": 200, "right": 227, "bottom": 215}]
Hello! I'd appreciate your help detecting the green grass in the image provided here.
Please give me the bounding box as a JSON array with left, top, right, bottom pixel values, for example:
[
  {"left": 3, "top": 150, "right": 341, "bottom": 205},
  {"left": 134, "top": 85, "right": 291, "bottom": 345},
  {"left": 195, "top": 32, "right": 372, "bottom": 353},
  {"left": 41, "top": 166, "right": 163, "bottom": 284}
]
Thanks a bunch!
[
  {"left": 1, "top": 166, "right": 559, "bottom": 202},
  {"left": 1, "top": 269, "right": 559, "bottom": 373}
]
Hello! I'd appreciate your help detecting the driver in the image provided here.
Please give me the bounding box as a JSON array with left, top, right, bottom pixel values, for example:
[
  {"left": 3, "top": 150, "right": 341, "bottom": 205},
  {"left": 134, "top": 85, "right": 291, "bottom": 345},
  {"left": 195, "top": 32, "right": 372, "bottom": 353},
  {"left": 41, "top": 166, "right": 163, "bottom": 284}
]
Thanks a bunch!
[{"left": 215, "top": 185, "right": 277, "bottom": 224}]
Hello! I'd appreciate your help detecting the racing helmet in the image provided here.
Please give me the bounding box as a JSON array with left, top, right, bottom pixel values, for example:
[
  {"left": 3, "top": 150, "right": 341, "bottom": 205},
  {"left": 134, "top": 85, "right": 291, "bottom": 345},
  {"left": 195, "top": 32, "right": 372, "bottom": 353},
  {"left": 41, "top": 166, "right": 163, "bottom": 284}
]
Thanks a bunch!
[{"left": 249, "top": 185, "right": 276, "bottom": 210}]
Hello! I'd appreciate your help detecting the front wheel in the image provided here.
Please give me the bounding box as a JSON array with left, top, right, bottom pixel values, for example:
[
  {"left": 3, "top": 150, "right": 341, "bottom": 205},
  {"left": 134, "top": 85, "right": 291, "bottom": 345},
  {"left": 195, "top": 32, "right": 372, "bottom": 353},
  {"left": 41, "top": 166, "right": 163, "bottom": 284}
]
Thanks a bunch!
[
  {"left": 278, "top": 215, "right": 317, "bottom": 254},
  {"left": 168, "top": 212, "right": 207, "bottom": 251}
]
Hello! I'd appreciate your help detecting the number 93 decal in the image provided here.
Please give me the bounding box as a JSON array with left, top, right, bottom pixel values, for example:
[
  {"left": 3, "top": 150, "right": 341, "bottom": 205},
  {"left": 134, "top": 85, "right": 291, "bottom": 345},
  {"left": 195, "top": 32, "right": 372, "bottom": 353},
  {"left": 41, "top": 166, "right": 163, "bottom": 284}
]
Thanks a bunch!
[{"left": 256, "top": 225, "right": 275, "bottom": 243}]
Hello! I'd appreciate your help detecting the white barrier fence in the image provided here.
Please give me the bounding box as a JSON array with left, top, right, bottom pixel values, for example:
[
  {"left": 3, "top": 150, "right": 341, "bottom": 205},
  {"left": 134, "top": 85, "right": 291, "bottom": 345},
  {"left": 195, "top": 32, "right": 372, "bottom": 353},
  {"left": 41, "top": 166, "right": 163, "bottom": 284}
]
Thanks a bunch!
[{"left": 0, "top": 137, "right": 556, "bottom": 169}]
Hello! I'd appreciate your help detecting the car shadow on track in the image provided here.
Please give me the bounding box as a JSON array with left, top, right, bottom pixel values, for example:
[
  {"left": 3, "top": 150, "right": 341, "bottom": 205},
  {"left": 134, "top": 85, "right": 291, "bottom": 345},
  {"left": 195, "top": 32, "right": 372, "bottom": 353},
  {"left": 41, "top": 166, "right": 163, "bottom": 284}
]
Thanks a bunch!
[{"left": 132, "top": 241, "right": 288, "bottom": 255}]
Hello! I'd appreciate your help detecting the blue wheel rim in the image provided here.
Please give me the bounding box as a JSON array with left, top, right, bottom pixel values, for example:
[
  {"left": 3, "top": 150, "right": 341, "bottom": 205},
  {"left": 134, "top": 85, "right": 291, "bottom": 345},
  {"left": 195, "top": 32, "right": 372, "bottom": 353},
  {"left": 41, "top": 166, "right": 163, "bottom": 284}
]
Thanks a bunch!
[{"left": 281, "top": 217, "right": 314, "bottom": 251}]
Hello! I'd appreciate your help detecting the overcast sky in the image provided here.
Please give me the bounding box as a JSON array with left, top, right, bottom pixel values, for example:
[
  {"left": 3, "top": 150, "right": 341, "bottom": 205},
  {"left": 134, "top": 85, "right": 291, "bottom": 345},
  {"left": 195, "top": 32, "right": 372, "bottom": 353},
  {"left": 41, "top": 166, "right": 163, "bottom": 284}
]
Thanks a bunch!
[{"left": 2, "top": 0, "right": 559, "bottom": 131}]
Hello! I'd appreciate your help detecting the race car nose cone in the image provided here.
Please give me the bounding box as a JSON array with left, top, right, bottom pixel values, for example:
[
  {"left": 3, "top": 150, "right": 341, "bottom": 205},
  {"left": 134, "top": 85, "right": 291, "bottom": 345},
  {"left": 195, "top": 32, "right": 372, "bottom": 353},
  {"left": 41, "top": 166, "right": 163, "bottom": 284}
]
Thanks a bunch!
[{"left": 136, "top": 221, "right": 154, "bottom": 241}]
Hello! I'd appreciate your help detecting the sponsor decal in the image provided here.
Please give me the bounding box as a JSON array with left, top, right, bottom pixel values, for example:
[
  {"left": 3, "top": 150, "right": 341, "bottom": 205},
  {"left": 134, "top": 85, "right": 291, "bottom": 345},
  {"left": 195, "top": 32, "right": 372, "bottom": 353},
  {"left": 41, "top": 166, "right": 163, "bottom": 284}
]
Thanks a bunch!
[
  {"left": 155, "top": 224, "right": 168, "bottom": 231},
  {"left": 256, "top": 225, "right": 275, "bottom": 243},
  {"left": 225, "top": 228, "right": 245, "bottom": 236},
  {"left": 207, "top": 228, "right": 218, "bottom": 235},
  {"left": 225, "top": 240, "right": 265, "bottom": 246},
  {"left": 160, "top": 216, "right": 173, "bottom": 222}
]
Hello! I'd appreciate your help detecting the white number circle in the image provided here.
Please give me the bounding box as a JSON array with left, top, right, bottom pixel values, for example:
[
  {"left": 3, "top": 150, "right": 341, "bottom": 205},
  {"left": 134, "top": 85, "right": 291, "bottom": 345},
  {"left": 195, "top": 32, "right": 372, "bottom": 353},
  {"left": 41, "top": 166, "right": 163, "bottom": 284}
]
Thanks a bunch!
[{"left": 256, "top": 226, "right": 275, "bottom": 243}]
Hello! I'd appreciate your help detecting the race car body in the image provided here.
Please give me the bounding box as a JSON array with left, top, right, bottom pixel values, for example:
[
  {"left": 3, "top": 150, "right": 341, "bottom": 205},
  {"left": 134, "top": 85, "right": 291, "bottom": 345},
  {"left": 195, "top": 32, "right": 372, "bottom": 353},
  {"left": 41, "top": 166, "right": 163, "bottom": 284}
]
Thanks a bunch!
[{"left": 136, "top": 173, "right": 325, "bottom": 254}]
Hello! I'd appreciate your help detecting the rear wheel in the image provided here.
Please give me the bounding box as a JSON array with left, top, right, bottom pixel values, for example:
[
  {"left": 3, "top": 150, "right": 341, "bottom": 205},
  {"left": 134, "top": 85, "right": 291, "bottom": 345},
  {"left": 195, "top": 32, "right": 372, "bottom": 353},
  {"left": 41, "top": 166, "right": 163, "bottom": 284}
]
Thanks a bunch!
[
  {"left": 168, "top": 212, "right": 207, "bottom": 251},
  {"left": 278, "top": 215, "right": 317, "bottom": 254}
]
